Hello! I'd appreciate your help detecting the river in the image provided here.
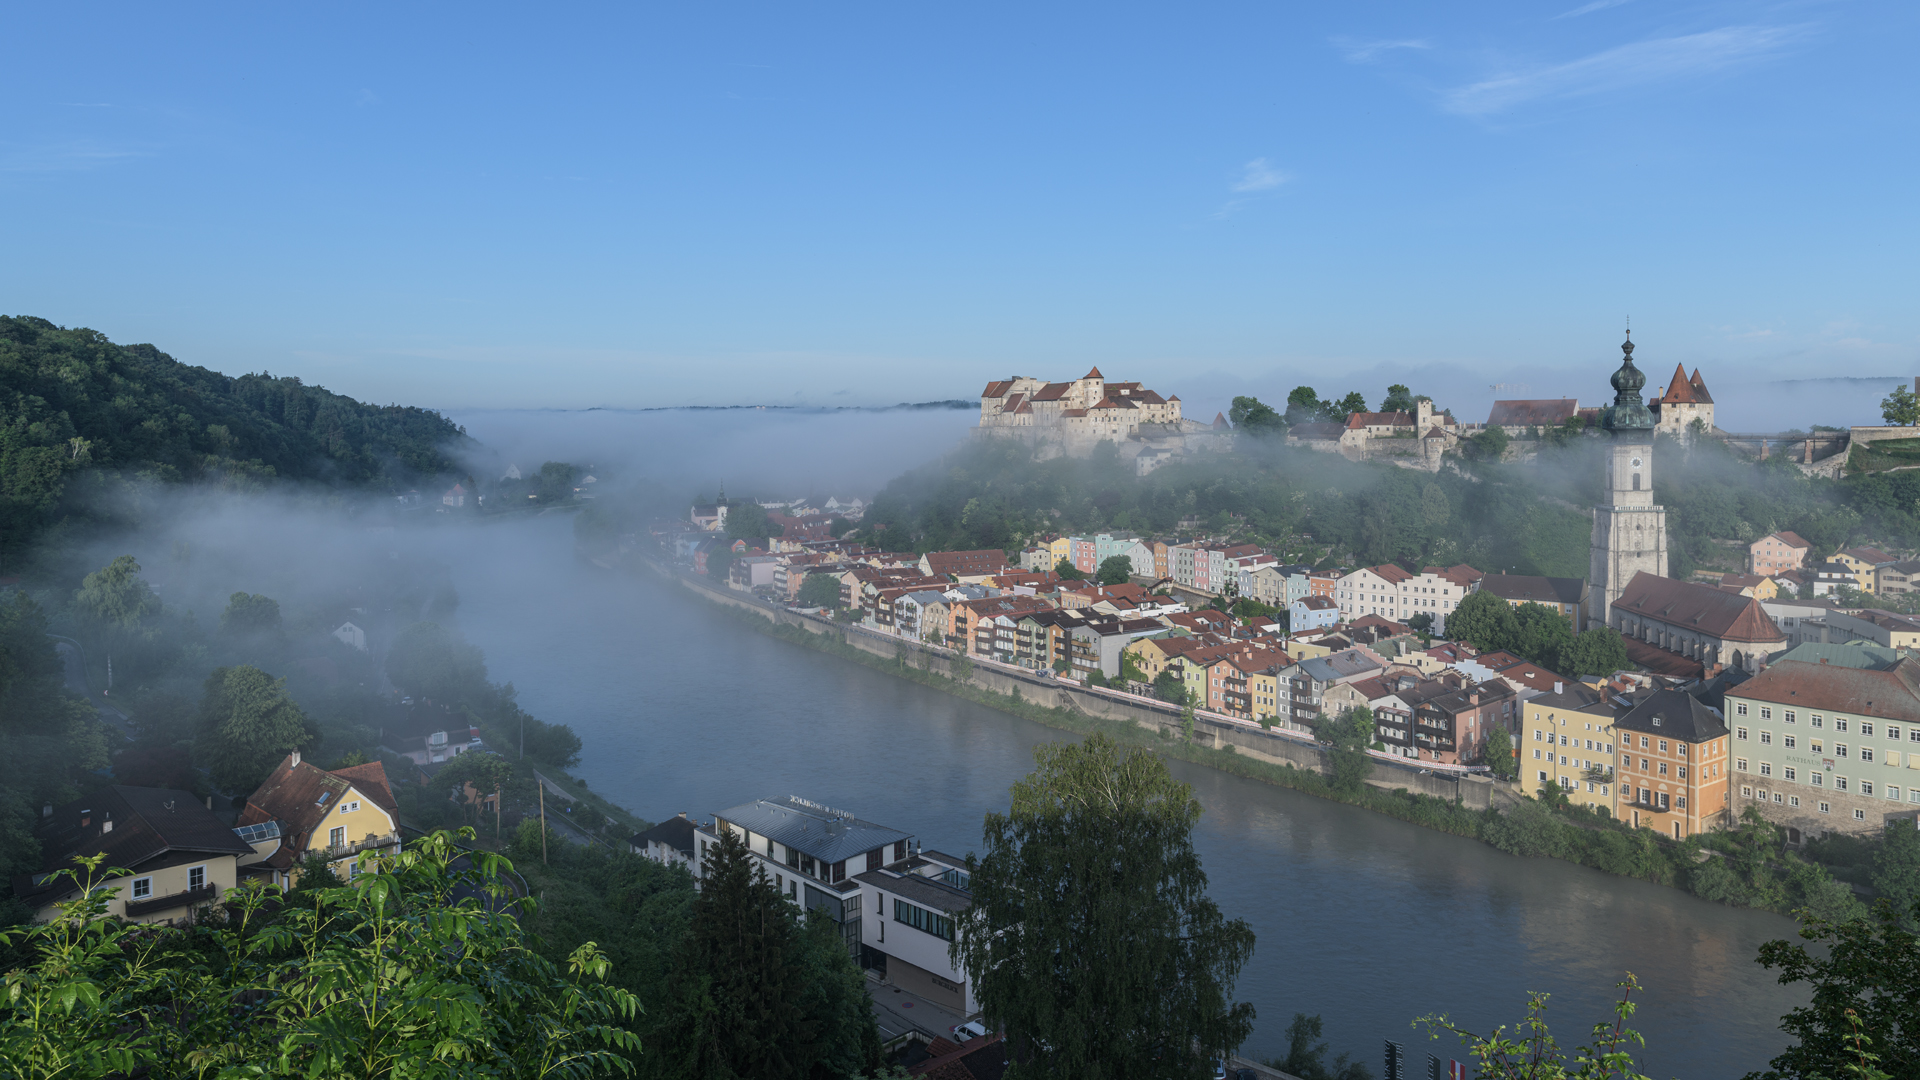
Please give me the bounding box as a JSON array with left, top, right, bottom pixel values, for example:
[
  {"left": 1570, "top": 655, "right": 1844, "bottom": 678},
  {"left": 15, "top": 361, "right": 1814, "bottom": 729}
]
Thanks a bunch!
[{"left": 452, "top": 514, "right": 1803, "bottom": 1078}]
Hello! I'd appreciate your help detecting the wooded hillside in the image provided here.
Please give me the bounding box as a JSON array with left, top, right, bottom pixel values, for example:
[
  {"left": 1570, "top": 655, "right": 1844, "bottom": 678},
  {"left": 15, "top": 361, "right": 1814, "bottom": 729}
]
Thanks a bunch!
[{"left": 0, "top": 316, "right": 469, "bottom": 555}]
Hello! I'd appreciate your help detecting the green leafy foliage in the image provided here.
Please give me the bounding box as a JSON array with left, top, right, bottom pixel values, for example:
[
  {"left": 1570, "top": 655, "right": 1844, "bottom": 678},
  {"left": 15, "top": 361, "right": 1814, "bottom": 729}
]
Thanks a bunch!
[
  {"left": 1748, "top": 899, "right": 1920, "bottom": 1080},
  {"left": 1272, "top": 1012, "right": 1375, "bottom": 1080},
  {"left": 0, "top": 832, "right": 643, "bottom": 1078},
  {"left": 0, "top": 593, "right": 107, "bottom": 888},
  {"left": 1419, "top": 974, "right": 1655, "bottom": 1080},
  {"left": 724, "top": 499, "right": 772, "bottom": 542},
  {"left": 1096, "top": 554, "right": 1133, "bottom": 585},
  {"left": 0, "top": 315, "right": 467, "bottom": 557},
  {"left": 1484, "top": 727, "right": 1516, "bottom": 780},
  {"left": 1314, "top": 707, "right": 1377, "bottom": 794},
  {"left": 1229, "top": 396, "right": 1286, "bottom": 436},
  {"left": 1872, "top": 822, "right": 1920, "bottom": 931},
  {"left": 955, "top": 734, "right": 1256, "bottom": 1076},
  {"left": 650, "top": 825, "right": 879, "bottom": 1079},
  {"left": 1882, "top": 385, "right": 1920, "bottom": 427},
  {"left": 798, "top": 573, "right": 842, "bottom": 609},
  {"left": 195, "top": 664, "right": 314, "bottom": 792},
  {"left": 218, "top": 591, "right": 282, "bottom": 637},
  {"left": 1054, "top": 557, "right": 1086, "bottom": 582},
  {"left": 1446, "top": 593, "right": 1627, "bottom": 677}
]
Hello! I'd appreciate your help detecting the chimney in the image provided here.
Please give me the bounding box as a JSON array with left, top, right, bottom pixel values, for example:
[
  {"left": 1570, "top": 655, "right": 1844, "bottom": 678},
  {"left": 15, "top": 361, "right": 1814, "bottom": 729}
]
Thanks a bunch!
[
  {"left": 290, "top": 749, "right": 301, "bottom": 767},
  {"left": 1820, "top": 657, "right": 1829, "bottom": 665},
  {"left": 206, "top": 795, "right": 214, "bottom": 810},
  {"left": 102, "top": 818, "right": 113, "bottom": 834},
  {"left": 42, "top": 803, "right": 51, "bottom": 818},
  {"left": 1554, "top": 681, "right": 1564, "bottom": 695}
]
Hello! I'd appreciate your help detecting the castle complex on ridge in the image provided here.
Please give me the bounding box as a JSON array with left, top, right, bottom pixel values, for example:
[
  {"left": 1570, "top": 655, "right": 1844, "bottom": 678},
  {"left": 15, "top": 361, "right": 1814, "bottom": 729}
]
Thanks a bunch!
[{"left": 975, "top": 367, "right": 1227, "bottom": 473}]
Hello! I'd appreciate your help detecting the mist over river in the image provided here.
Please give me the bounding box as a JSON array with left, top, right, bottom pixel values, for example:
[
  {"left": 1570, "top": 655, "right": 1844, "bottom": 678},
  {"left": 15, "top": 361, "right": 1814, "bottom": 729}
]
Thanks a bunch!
[{"left": 448, "top": 513, "right": 1805, "bottom": 1078}]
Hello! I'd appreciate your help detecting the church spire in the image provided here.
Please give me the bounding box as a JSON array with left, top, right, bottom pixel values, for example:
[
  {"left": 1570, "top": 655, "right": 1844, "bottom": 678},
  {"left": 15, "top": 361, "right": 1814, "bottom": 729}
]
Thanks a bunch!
[{"left": 1602, "top": 327, "right": 1655, "bottom": 434}]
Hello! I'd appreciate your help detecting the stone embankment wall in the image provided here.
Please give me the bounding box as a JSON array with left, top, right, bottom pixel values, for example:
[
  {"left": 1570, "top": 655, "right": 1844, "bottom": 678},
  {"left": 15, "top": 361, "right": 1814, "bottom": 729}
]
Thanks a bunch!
[{"left": 656, "top": 562, "right": 1495, "bottom": 810}]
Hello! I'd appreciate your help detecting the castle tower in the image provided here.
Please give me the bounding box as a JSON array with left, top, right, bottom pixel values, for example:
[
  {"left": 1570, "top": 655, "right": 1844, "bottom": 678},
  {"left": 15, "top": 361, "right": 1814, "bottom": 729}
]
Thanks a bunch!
[{"left": 1586, "top": 331, "right": 1668, "bottom": 631}]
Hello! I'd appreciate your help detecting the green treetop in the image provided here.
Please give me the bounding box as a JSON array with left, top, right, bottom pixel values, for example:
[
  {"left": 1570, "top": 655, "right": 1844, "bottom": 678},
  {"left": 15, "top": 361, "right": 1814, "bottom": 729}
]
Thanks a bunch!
[{"left": 954, "top": 734, "right": 1256, "bottom": 1076}]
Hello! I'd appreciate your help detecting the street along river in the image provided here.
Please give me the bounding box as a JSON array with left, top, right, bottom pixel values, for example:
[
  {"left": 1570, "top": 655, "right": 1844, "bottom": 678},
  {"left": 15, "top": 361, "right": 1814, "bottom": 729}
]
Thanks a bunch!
[{"left": 453, "top": 515, "right": 1804, "bottom": 1077}]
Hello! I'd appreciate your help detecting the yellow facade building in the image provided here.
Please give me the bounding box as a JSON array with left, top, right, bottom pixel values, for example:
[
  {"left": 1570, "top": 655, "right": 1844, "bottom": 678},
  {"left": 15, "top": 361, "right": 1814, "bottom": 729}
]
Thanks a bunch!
[{"left": 1519, "top": 684, "right": 1620, "bottom": 813}]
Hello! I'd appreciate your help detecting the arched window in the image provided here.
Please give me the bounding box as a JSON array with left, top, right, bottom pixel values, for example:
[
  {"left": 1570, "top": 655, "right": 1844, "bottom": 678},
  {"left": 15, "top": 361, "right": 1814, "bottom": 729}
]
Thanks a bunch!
[{"left": 1632, "top": 473, "right": 1641, "bottom": 491}]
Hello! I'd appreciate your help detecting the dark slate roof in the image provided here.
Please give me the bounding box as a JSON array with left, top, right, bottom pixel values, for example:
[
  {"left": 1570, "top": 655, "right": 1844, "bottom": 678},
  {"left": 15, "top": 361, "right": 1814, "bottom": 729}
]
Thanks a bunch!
[
  {"left": 635, "top": 814, "right": 697, "bottom": 856},
  {"left": 715, "top": 795, "right": 911, "bottom": 866},
  {"left": 20, "top": 786, "right": 255, "bottom": 899},
  {"left": 854, "top": 867, "right": 973, "bottom": 913},
  {"left": 1615, "top": 688, "right": 1729, "bottom": 743},
  {"left": 1479, "top": 574, "right": 1587, "bottom": 607}
]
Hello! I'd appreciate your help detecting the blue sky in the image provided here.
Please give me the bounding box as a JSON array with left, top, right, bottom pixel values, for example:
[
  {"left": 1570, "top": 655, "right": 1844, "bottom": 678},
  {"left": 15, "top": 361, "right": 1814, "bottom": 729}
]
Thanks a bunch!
[{"left": 4, "top": 1, "right": 1915, "bottom": 424}]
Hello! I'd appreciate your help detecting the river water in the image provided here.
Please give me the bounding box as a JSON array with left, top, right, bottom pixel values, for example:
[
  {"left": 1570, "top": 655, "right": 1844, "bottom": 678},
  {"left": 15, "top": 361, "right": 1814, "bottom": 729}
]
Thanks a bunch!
[{"left": 452, "top": 515, "right": 1803, "bottom": 1078}]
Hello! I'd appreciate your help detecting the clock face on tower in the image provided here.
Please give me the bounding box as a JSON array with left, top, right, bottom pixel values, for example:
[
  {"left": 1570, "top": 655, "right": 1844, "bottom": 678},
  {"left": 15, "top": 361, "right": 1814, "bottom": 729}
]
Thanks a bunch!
[{"left": 1631, "top": 457, "right": 1643, "bottom": 468}]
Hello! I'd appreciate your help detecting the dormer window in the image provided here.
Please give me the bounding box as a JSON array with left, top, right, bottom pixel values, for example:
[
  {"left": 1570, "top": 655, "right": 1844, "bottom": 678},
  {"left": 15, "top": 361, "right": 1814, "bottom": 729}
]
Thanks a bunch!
[{"left": 316, "top": 791, "right": 332, "bottom": 807}]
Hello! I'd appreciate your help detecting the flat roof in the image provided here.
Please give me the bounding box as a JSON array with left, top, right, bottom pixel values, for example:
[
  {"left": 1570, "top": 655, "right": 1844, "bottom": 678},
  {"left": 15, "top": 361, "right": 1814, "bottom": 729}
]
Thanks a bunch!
[{"left": 714, "top": 795, "right": 911, "bottom": 866}]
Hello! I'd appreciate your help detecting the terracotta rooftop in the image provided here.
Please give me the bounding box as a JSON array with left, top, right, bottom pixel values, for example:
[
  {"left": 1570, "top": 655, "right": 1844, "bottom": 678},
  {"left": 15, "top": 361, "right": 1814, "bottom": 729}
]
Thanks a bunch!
[
  {"left": 1611, "top": 571, "right": 1786, "bottom": 643},
  {"left": 1656, "top": 363, "right": 1714, "bottom": 406},
  {"left": 1758, "top": 531, "right": 1811, "bottom": 550},
  {"left": 1345, "top": 410, "right": 1415, "bottom": 428},
  {"left": 1488, "top": 399, "right": 1579, "bottom": 427}
]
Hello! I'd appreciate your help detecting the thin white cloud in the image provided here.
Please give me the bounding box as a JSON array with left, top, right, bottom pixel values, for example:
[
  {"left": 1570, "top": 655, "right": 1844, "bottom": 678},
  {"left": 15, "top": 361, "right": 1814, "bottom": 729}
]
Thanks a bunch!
[
  {"left": 0, "top": 139, "right": 149, "bottom": 173},
  {"left": 1443, "top": 24, "right": 1808, "bottom": 116},
  {"left": 1556, "top": 0, "right": 1633, "bottom": 19},
  {"left": 1231, "top": 158, "right": 1291, "bottom": 193},
  {"left": 1335, "top": 37, "right": 1430, "bottom": 64}
]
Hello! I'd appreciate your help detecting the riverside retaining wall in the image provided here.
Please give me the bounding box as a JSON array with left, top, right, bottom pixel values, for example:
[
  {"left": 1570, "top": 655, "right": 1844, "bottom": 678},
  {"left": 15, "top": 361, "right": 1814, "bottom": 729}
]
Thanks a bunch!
[{"left": 657, "top": 562, "right": 1494, "bottom": 810}]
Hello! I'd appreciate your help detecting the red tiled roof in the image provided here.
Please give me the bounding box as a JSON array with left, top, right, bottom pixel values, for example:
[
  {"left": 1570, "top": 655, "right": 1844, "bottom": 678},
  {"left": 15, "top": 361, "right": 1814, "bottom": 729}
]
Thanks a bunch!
[
  {"left": 1001, "top": 393, "right": 1025, "bottom": 410},
  {"left": 1085, "top": 366, "right": 1104, "bottom": 379},
  {"left": 1657, "top": 363, "right": 1704, "bottom": 405},
  {"left": 1030, "top": 382, "right": 1072, "bottom": 401},
  {"left": 1488, "top": 399, "right": 1579, "bottom": 426},
  {"left": 1734, "top": 657, "right": 1920, "bottom": 721},
  {"left": 1843, "top": 546, "right": 1897, "bottom": 565},
  {"left": 329, "top": 762, "right": 398, "bottom": 813},
  {"left": 981, "top": 380, "right": 1012, "bottom": 398},
  {"left": 1345, "top": 411, "right": 1415, "bottom": 428},
  {"left": 1688, "top": 368, "right": 1714, "bottom": 403},
  {"left": 1425, "top": 564, "right": 1484, "bottom": 588},
  {"left": 1368, "top": 564, "right": 1414, "bottom": 584},
  {"left": 1611, "top": 571, "right": 1785, "bottom": 643},
  {"left": 1759, "top": 531, "right": 1811, "bottom": 550}
]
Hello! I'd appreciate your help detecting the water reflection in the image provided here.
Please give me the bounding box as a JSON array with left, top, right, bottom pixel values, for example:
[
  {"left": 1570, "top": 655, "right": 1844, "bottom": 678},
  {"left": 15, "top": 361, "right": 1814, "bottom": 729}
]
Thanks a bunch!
[{"left": 453, "top": 517, "right": 1802, "bottom": 1076}]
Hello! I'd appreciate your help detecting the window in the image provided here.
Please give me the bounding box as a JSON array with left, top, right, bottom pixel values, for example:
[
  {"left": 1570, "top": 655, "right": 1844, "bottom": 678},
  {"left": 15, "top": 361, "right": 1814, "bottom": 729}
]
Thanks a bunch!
[
  {"left": 894, "top": 898, "right": 954, "bottom": 941},
  {"left": 1783, "top": 710, "right": 1793, "bottom": 723},
  {"left": 1862, "top": 723, "right": 1875, "bottom": 737},
  {"left": 329, "top": 826, "right": 345, "bottom": 849},
  {"left": 1759, "top": 731, "right": 1772, "bottom": 745},
  {"left": 339, "top": 801, "right": 360, "bottom": 815},
  {"left": 1737, "top": 758, "right": 1749, "bottom": 771},
  {"left": 1836, "top": 718, "right": 1849, "bottom": 732},
  {"left": 1762, "top": 707, "right": 1773, "bottom": 720},
  {"left": 1640, "top": 736, "right": 1650, "bottom": 748},
  {"left": 1812, "top": 715, "right": 1824, "bottom": 728},
  {"left": 1533, "top": 730, "right": 1542, "bottom": 741},
  {"left": 1892, "top": 788, "right": 1904, "bottom": 801},
  {"left": 1679, "top": 744, "right": 1687, "bottom": 757},
  {"left": 1856, "top": 809, "right": 1868, "bottom": 820},
  {"left": 1533, "top": 749, "right": 1541, "bottom": 760},
  {"left": 1785, "top": 767, "right": 1797, "bottom": 781},
  {"left": 1819, "top": 802, "right": 1830, "bottom": 814},
  {"left": 1676, "top": 797, "right": 1687, "bottom": 810},
  {"left": 132, "top": 877, "right": 152, "bottom": 899},
  {"left": 315, "top": 791, "right": 332, "bottom": 807},
  {"left": 1892, "top": 727, "right": 1903, "bottom": 740},
  {"left": 1837, "top": 744, "right": 1849, "bottom": 758},
  {"left": 189, "top": 866, "right": 206, "bottom": 891},
  {"left": 1862, "top": 781, "right": 1874, "bottom": 796},
  {"left": 1742, "top": 786, "right": 1753, "bottom": 798},
  {"left": 1785, "top": 735, "right": 1796, "bottom": 749},
  {"left": 1538, "top": 770, "right": 1548, "bottom": 782},
  {"left": 1812, "top": 773, "right": 1824, "bottom": 787},
  {"left": 1659, "top": 740, "right": 1669, "bottom": 753},
  {"left": 1678, "top": 766, "right": 1688, "bottom": 779},
  {"left": 1863, "top": 747, "right": 1876, "bottom": 763},
  {"left": 1760, "top": 762, "right": 1772, "bottom": 776},
  {"left": 1737, "top": 727, "right": 1748, "bottom": 740},
  {"left": 1736, "top": 702, "right": 1749, "bottom": 716},
  {"left": 1658, "top": 762, "right": 1669, "bottom": 776}
]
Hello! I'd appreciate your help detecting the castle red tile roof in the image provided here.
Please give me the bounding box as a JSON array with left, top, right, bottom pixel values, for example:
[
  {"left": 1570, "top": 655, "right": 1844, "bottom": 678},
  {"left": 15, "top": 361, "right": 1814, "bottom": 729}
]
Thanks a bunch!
[
  {"left": 1030, "top": 382, "right": 1072, "bottom": 402},
  {"left": 1488, "top": 399, "right": 1580, "bottom": 427},
  {"left": 981, "top": 380, "right": 1012, "bottom": 398},
  {"left": 1611, "top": 571, "right": 1785, "bottom": 643},
  {"left": 1761, "top": 531, "right": 1811, "bottom": 550},
  {"left": 1345, "top": 410, "right": 1415, "bottom": 428},
  {"left": 1084, "top": 366, "right": 1104, "bottom": 379}
]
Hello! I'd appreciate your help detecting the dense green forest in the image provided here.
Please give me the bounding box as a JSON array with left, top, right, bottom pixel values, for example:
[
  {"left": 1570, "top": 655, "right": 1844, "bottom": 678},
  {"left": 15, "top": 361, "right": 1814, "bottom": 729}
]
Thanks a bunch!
[
  {"left": 857, "top": 423, "right": 1913, "bottom": 579},
  {"left": 0, "top": 316, "right": 470, "bottom": 559}
]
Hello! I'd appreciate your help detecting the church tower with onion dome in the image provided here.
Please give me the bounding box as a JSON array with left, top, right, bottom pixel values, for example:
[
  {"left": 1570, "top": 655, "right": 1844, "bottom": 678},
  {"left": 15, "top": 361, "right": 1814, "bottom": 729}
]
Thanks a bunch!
[{"left": 1586, "top": 330, "right": 1670, "bottom": 632}]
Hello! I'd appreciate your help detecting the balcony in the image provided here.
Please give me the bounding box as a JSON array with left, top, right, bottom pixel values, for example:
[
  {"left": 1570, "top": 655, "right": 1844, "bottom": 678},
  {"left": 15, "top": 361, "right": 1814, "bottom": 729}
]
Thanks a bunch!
[
  {"left": 125, "top": 883, "right": 219, "bottom": 918},
  {"left": 326, "top": 833, "right": 401, "bottom": 860}
]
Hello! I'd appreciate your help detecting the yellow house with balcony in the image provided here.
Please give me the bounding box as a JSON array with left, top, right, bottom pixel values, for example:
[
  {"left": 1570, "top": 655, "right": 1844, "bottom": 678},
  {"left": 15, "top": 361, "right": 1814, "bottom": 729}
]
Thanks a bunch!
[
  {"left": 18, "top": 786, "right": 255, "bottom": 924},
  {"left": 235, "top": 751, "right": 402, "bottom": 887},
  {"left": 1519, "top": 683, "right": 1620, "bottom": 813}
]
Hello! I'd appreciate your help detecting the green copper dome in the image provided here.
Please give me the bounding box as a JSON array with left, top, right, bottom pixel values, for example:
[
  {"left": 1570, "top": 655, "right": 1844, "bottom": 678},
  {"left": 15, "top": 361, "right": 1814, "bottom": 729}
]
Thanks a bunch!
[{"left": 1602, "top": 333, "right": 1654, "bottom": 433}]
